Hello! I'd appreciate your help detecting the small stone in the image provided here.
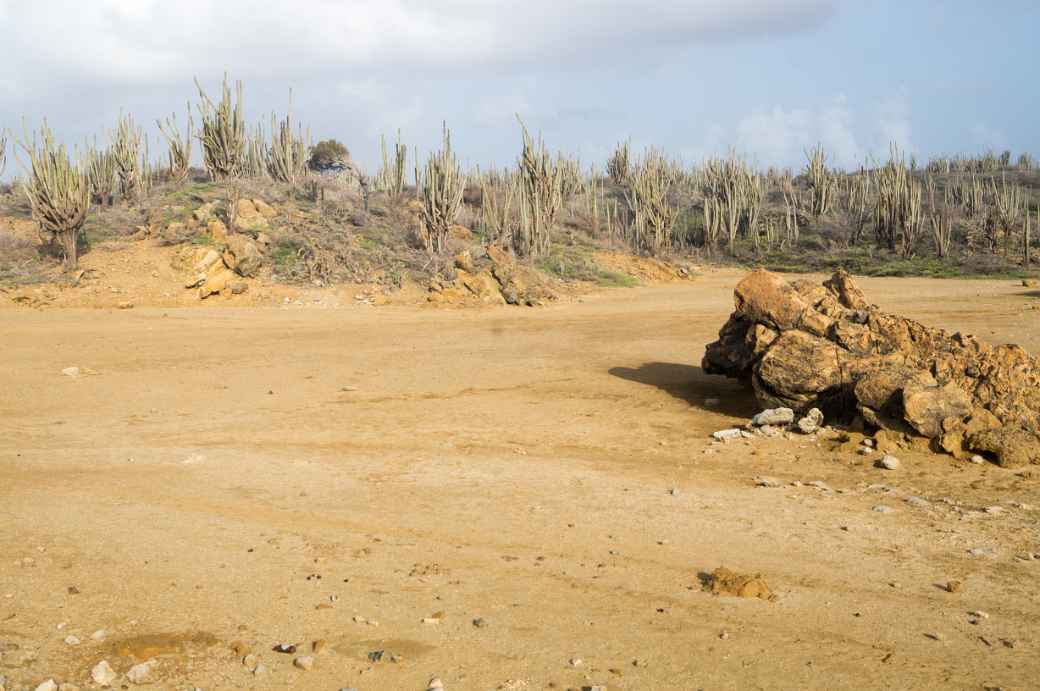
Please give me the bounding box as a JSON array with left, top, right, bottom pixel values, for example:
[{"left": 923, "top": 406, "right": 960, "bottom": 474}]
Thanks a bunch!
[
  {"left": 569, "top": 658, "right": 584, "bottom": 667},
  {"left": 91, "top": 629, "right": 107, "bottom": 641},
  {"left": 905, "top": 496, "right": 931, "bottom": 508},
  {"left": 755, "top": 476, "right": 781, "bottom": 488},
  {"left": 872, "top": 505, "right": 895, "bottom": 514},
  {"left": 427, "top": 678, "right": 445, "bottom": 691},
  {"left": 293, "top": 655, "right": 315, "bottom": 671},
  {"left": 945, "top": 580, "right": 963, "bottom": 593},
  {"left": 91, "top": 660, "right": 117, "bottom": 687},
  {"left": 970, "top": 455, "right": 985, "bottom": 464},
  {"left": 472, "top": 618, "right": 487, "bottom": 628},
  {"left": 61, "top": 367, "right": 81, "bottom": 378},
  {"left": 968, "top": 547, "right": 995, "bottom": 557},
  {"left": 34, "top": 680, "right": 58, "bottom": 691},
  {"left": 797, "top": 408, "right": 824, "bottom": 434},
  {"left": 712, "top": 428, "right": 742, "bottom": 442},
  {"left": 862, "top": 439, "right": 875, "bottom": 448},
  {"left": 924, "top": 632, "right": 944, "bottom": 642},
  {"left": 126, "top": 659, "right": 157, "bottom": 684},
  {"left": 668, "top": 487, "right": 680, "bottom": 496},
  {"left": 719, "top": 630, "right": 731, "bottom": 640},
  {"left": 982, "top": 506, "right": 1004, "bottom": 515},
  {"left": 877, "top": 455, "right": 901, "bottom": 470},
  {"left": 242, "top": 654, "right": 259, "bottom": 670},
  {"left": 117, "top": 301, "right": 134, "bottom": 310},
  {"left": 230, "top": 641, "right": 250, "bottom": 656},
  {"left": 421, "top": 617, "right": 441, "bottom": 625},
  {"left": 272, "top": 643, "right": 297, "bottom": 654},
  {"left": 252, "top": 662, "right": 267, "bottom": 676},
  {"left": 752, "top": 407, "right": 795, "bottom": 426},
  {"left": 312, "top": 639, "right": 327, "bottom": 654},
  {"left": 64, "top": 635, "right": 80, "bottom": 645},
  {"left": 969, "top": 610, "right": 990, "bottom": 620}
]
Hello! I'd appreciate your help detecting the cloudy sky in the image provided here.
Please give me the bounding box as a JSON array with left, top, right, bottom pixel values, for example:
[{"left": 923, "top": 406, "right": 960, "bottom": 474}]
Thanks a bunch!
[{"left": 0, "top": 1, "right": 1036, "bottom": 175}]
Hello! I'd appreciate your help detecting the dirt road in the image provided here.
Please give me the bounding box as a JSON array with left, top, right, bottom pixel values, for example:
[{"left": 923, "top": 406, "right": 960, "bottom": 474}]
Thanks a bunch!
[{"left": 2, "top": 271, "right": 1038, "bottom": 690}]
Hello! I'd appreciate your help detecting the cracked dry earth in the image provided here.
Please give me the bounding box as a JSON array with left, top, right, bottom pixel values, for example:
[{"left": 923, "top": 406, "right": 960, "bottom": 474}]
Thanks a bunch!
[{"left": 1, "top": 270, "right": 1038, "bottom": 691}]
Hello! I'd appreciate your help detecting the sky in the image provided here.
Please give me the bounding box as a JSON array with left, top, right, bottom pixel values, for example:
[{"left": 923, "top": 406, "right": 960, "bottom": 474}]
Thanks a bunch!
[{"left": 0, "top": 0, "right": 1036, "bottom": 176}]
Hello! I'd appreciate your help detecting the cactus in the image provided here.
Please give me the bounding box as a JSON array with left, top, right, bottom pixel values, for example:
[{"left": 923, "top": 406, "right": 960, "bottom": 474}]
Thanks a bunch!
[
  {"left": 244, "top": 122, "right": 268, "bottom": 179},
  {"left": 195, "top": 74, "right": 246, "bottom": 180},
  {"left": 624, "top": 149, "right": 678, "bottom": 255},
  {"left": 804, "top": 144, "right": 834, "bottom": 218},
  {"left": 20, "top": 122, "right": 90, "bottom": 269},
  {"left": 0, "top": 130, "right": 7, "bottom": 178},
  {"left": 111, "top": 113, "right": 142, "bottom": 199},
  {"left": 376, "top": 130, "right": 408, "bottom": 197},
  {"left": 479, "top": 170, "right": 516, "bottom": 245},
  {"left": 514, "top": 118, "right": 563, "bottom": 258},
  {"left": 157, "top": 104, "right": 193, "bottom": 183},
  {"left": 416, "top": 123, "right": 464, "bottom": 254},
  {"left": 84, "top": 143, "right": 117, "bottom": 206},
  {"left": 990, "top": 173, "right": 1023, "bottom": 256},
  {"left": 267, "top": 94, "right": 308, "bottom": 188},
  {"left": 606, "top": 140, "right": 630, "bottom": 186}
]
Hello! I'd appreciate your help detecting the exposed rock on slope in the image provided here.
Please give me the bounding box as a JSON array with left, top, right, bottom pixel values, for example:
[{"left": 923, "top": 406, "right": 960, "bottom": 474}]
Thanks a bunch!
[{"left": 703, "top": 269, "right": 1040, "bottom": 467}]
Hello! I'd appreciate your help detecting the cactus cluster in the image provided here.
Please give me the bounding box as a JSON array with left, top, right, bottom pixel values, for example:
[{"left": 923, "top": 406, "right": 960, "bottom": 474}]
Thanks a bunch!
[
  {"left": 20, "top": 123, "right": 90, "bottom": 268},
  {"left": 515, "top": 119, "right": 563, "bottom": 258},
  {"left": 415, "top": 124, "right": 465, "bottom": 254},
  {"left": 157, "top": 105, "right": 193, "bottom": 183},
  {"left": 195, "top": 74, "right": 246, "bottom": 180}
]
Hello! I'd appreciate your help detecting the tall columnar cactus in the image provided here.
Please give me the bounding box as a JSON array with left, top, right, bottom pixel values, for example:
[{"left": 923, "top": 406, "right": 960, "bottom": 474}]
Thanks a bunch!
[
  {"left": 990, "top": 173, "right": 1023, "bottom": 257},
  {"left": 479, "top": 169, "right": 516, "bottom": 245},
  {"left": 244, "top": 122, "right": 268, "bottom": 179},
  {"left": 84, "top": 142, "right": 117, "bottom": 206},
  {"left": 0, "top": 130, "right": 7, "bottom": 178},
  {"left": 416, "top": 123, "right": 465, "bottom": 254},
  {"left": 804, "top": 144, "right": 834, "bottom": 218},
  {"left": 157, "top": 104, "right": 193, "bottom": 183},
  {"left": 377, "top": 130, "right": 408, "bottom": 197},
  {"left": 195, "top": 74, "right": 246, "bottom": 180},
  {"left": 112, "top": 113, "right": 142, "bottom": 199},
  {"left": 21, "top": 123, "right": 90, "bottom": 269},
  {"left": 606, "top": 140, "right": 630, "bottom": 186},
  {"left": 267, "top": 98, "right": 308, "bottom": 188},
  {"left": 624, "top": 149, "right": 678, "bottom": 255},
  {"left": 515, "top": 118, "right": 563, "bottom": 258}
]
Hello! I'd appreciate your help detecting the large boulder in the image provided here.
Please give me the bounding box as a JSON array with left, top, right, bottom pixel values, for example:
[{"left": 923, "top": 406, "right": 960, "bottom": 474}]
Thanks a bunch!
[
  {"left": 222, "top": 235, "right": 263, "bottom": 277},
  {"left": 703, "top": 269, "right": 1040, "bottom": 465}
]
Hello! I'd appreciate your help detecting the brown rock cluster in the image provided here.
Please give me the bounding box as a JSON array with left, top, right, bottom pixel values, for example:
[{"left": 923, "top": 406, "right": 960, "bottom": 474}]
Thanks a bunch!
[
  {"left": 427, "top": 243, "right": 558, "bottom": 307},
  {"left": 703, "top": 269, "right": 1040, "bottom": 467}
]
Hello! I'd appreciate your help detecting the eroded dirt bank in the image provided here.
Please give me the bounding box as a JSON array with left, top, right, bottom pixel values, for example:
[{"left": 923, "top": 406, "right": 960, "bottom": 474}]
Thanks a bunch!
[{"left": 1, "top": 272, "right": 1038, "bottom": 690}]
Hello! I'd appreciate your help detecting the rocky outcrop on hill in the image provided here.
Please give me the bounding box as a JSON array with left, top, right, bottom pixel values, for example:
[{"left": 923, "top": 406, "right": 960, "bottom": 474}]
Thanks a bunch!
[{"left": 703, "top": 269, "right": 1040, "bottom": 467}]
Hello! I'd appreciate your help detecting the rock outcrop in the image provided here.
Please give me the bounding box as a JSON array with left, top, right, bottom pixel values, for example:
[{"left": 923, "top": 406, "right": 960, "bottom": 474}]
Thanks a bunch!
[{"left": 703, "top": 269, "right": 1040, "bottom": 467}]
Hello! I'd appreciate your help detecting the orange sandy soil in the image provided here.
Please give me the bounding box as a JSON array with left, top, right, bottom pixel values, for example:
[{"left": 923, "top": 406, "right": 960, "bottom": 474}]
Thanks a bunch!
[{"left": 1, "top": 268, "right": 1039, "bottom": 690}]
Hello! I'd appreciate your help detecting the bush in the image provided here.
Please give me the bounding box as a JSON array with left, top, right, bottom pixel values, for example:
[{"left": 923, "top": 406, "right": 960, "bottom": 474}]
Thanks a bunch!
[{"left": 308, "top": 139, "right": 349, "bottom": 171}]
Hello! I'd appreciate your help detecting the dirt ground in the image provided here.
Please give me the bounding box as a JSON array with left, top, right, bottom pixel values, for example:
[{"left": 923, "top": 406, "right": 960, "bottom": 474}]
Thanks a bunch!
[{"left": 2, "top": 270, "right": 1039, "bottom": 691}]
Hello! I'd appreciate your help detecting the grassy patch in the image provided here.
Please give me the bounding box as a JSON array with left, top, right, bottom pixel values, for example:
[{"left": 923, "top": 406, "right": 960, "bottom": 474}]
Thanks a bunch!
[{"left": 537, "top": 245, "right": 640, "bottom": 287}]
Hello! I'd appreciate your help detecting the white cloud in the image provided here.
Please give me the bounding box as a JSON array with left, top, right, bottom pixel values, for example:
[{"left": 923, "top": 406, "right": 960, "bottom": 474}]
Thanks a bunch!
[{"left": 0, "top": 0, "right": 836, "bottom": 90}]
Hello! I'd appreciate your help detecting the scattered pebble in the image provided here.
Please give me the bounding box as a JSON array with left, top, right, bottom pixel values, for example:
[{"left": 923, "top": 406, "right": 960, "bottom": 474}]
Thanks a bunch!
[
  {"left": 924, "top": 632, "right": 944, "bottom": 642},
  {"left": 872, "top": 505, "right": 895, "bottom": 514},
  {"left": 273, "top": 643, "right": 297, "bottom": 654},
  {"left": 91, "top": 629, "right": 107, "bottom": 641},
  {"left": 242, "top": 654, "right": 259, "bottom": 670},
  {"left": 905, "top": 496, "right": 931, "bottom": 508},
  {"left": 878, "top": 455, "right": 901, "bottom": 470},
  {"left": 293, "top": 655, "right": 315, "bottom": 671},
  {"left": 91, "top": 660, "right": 116, "bottom": 687},
  {"left": 569, "top": 658, "right": 584, "bottom": 667},
  {"left": 945, "top": 580, "right": 963, "bottom": 593},
  {"left": 970, "top": 455, "right": 985, "bottom": 464},
  {"left": 472, "top": 618, "right": 487, "bottom": 628},
  {"left": 712, "top": 428, "right": 743, "bottom": 442},
  {"left": 752, "top": 407, "right": 794, "bottom": 426},
  {"left": 64, "top": 635, "right": 80, "bottom": 646},
  {"left": 126, "top": 659, "right": 157, "bottom": 684},
  {"left": 312, "top": 639, "right": 327, "bottom": 654},
  {"left": 427, "top": 678, "right": 445, "bottom": 691},
  {"left": 61, "top": 367, "right": 81, "bottom": 378},
  {"left": 754, "top": 476, "right": 781, "bottom": 488},
  {"left": 968, "top": 547, "right": 996, "bottom": 557},
  {"left": 969, "top": 610, "right": 990, "bottom": 620},
  {"left": 34, "top": 680, "right": 58, "bottom": 691}
]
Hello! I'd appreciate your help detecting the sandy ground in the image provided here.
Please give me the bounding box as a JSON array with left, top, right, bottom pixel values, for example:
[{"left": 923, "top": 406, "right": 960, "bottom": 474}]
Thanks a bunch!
[{"left": 1, "top": 270, "right": 1039, "bottom": 691}]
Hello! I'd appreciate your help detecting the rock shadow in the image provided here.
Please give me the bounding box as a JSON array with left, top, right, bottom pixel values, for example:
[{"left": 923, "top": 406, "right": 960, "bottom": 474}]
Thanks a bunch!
[{"left": 608, "top": 362, "right": 758, "bottom": 418}]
